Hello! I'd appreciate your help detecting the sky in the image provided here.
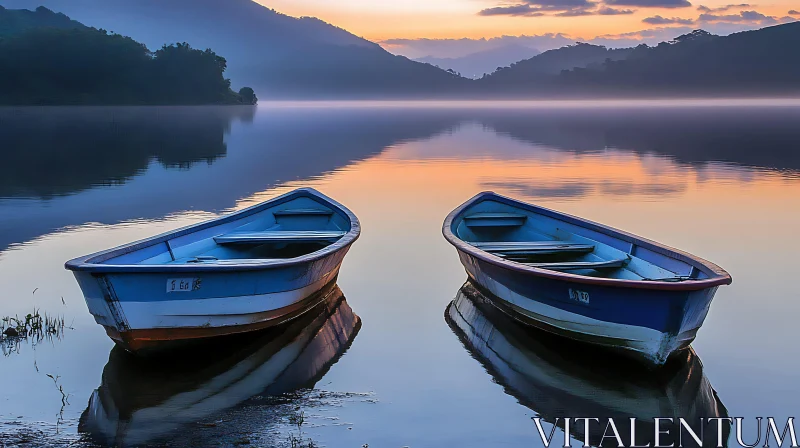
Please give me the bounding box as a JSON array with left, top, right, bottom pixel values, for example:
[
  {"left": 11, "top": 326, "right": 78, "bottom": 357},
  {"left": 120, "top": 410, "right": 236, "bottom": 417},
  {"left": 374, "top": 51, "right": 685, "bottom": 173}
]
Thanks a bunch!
[{"left": 258, "top": 0, "right": 799, "bottom": 58}]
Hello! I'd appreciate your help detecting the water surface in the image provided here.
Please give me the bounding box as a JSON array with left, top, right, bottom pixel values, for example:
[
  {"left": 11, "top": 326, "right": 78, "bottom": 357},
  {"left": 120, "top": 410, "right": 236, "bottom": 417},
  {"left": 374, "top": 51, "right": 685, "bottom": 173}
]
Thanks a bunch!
[{"left": 1, "top": 103, "right": 798, "bottom": 447}]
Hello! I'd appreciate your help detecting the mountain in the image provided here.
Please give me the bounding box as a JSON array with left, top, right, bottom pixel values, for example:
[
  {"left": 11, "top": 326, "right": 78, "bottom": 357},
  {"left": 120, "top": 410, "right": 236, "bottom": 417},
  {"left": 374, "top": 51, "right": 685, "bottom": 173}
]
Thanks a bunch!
[
  {"left": 0, "top": 4, "right": 84, "bottom": 36},
  {"left": 2, "top": 1, "right": 799, "bottom": 98},
  {"left": 556, "top": 24, "right": 800, "bottom": 95},
  {"left": 0, "top": 0, "right": 466, "bottom": 97},
  {"left": 477, "top": 23, "right": 800, "bottom": 95},
  {"left": 416, "top": 44, "right": 540, "bottom": 79},
  {"left": 479, "top": 42, "right": 634, "bottom": 86}
]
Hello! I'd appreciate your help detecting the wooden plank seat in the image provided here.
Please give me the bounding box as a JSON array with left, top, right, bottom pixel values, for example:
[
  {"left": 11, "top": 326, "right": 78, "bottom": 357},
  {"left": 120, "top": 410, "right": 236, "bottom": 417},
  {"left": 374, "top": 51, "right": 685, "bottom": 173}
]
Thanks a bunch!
[
  {"left": 273, "top": 209, "right": 334, "bottom": 217},
  {"left": 463, "top": 212, "right": 527, "bottom": 227},
  {"left": 214, "top": 230, "right": 345, "bottom": 245},
  {"left": 523, "top": 258, "right": 630, "bottom": 271},
  {"left": 472, "top": 241, "right": 595, "bottom": 255}
]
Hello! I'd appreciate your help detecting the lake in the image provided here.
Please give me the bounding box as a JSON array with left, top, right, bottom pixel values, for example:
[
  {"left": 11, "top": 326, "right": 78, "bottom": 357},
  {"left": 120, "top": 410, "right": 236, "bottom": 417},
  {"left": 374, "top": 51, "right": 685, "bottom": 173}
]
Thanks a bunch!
[{"left": 1, "top": 102, "right": 799, "bottom": 447}]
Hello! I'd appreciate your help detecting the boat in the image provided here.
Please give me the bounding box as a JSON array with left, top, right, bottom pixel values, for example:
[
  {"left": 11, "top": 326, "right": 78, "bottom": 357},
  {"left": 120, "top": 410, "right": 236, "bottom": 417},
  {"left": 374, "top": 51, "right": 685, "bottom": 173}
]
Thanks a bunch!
[
  {"left": 79, "top": 287, "right": 360, "bottom": 447},
  {"left": 65, "top": 187, "right": 360, "bottom": 353},
  {"left": 442, "top": 191, "right": 731, "bottom": 365},
  {"left": 446, "top": 283, "right": 729, "bottom": 447}
]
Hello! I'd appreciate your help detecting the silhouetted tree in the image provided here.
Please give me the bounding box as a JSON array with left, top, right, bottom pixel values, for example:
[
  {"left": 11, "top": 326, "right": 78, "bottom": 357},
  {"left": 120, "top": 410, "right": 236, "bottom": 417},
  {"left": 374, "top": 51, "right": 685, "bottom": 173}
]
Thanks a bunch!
[{"left": 238, "top": 87, "right": 257, "bottom": 105}]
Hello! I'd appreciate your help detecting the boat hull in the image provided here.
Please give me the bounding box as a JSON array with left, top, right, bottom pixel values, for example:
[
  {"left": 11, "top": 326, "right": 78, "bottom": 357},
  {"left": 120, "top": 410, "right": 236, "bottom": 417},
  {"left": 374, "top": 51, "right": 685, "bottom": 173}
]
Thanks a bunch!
[
  {"left": 457, "top": 250, "right": 719, "bottom": 365},
  {"left": 73, "top": 247, "right": 350, "bottom": 354}
]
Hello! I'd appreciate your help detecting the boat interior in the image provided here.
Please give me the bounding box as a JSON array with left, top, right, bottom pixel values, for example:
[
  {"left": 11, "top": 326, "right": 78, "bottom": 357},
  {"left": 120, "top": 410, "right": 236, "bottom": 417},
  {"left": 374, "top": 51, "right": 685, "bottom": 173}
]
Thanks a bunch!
[
  {"left": 454, "top": 198, "right": 709, "bottom": 281},
  {"left": 100, "top": 196, "right": 351, "bottom": 265}
]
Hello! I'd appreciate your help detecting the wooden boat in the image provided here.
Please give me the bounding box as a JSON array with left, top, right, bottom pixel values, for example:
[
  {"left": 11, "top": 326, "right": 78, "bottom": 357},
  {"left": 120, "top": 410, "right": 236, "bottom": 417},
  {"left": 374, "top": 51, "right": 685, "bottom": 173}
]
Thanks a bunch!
[
  {"left": 79, "top": 288, "right": 360, "bottom": 447},
  {"left": 446, "top": 283, "right": 729, "bottom": 447},
  {"left": 65, "top": 188, "right": 359, "bottom": 353},
  {"left": 442, "top": 192, "right": 732, "bottom": 365}
]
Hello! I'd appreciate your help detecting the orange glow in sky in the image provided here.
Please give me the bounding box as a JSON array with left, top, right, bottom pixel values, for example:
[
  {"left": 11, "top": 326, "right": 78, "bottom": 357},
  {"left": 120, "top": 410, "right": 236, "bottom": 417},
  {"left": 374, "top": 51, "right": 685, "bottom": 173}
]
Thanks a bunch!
[{"left": 258, "top": 0, "right": 798, "bottom": 41}]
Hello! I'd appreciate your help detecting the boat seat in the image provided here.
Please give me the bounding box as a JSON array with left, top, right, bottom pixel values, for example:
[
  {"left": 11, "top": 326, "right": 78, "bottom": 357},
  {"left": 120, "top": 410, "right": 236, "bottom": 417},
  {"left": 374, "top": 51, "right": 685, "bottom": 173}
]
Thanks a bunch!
[
  {"left": 472, "top": 241, "right": 594, "bottom": 255},
  {"left": 523, "top": 258, "right": 630, "bottom": 271},
  {"left": 463, "top": 213, "right": 527, "bottom": 227},
  {"left": 214, "top": 230, "right": 345, "bottom": 245},
  {"left": 273, "top": 209, "right": 334, "bottom": 217}
]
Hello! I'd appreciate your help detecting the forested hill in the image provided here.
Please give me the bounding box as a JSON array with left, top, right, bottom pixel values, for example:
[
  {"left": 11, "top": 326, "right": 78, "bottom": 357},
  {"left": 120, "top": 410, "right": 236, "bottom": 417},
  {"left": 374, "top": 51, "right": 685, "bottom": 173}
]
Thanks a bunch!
[
  {"left": 480, "top": 43, "right": 633, "bottom": 85},
  {"left": 476, "top": 23, "right": 800, "bottom": 96},
  {"left": 417, "top": 44, "right": 541, "bottom": 79},
  {"left": 0, "top": 7, "right": 257, "bottom": 105},
  {"left": 558, "top": 24, "right": 800, "bottom": 95},
  {"left": 0, "top": 0, "right": 467, "bottom": 98}
]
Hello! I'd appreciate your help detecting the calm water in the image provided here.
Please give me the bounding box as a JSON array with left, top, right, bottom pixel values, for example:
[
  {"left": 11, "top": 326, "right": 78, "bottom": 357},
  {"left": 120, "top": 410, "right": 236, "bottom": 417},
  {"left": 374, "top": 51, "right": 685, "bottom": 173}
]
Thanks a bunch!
[{"left": 0, "top": 103, "right": 799, "bottom": 447}]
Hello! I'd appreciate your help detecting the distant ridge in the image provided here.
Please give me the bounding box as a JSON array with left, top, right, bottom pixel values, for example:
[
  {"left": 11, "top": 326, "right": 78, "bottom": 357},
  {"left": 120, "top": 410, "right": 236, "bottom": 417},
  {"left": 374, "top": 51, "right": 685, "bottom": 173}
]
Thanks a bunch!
[{"left": 417, "top": 44, "right": 540, "bottom": 79}]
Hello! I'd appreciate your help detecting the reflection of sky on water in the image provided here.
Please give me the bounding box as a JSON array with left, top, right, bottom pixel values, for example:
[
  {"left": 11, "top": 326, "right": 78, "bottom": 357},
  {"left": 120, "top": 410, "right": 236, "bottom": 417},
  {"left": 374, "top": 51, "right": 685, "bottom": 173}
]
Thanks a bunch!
[{"left": 0, "top": 104, "right": 799, "bottom": 447}]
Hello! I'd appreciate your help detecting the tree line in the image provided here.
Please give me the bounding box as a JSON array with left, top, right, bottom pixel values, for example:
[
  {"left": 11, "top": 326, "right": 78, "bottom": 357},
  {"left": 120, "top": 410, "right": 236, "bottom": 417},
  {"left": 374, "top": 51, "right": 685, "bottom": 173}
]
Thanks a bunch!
[{"left": 0, "top": 7, "right": 257, "bottom": 105}]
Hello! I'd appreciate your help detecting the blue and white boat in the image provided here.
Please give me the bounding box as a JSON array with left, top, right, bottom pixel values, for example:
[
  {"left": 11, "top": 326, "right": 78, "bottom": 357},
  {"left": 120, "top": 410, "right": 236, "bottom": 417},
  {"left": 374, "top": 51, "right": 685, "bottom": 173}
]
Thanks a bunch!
[
  {"left": 66, "top": 188, "right": 359, "bottom": 353},
  {"left": 442, "top": 192, "right": 732, "bottom": 365}
]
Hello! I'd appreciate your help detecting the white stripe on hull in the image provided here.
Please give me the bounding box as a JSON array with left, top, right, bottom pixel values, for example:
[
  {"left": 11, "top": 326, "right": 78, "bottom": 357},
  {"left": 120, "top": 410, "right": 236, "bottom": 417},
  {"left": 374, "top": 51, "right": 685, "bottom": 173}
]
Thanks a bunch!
[
  {"left": 119, "top": 272, "right": 336, "bottom": 330},
  {"left": 472, "top": 273, "right": 678, "bottom": 364},
  {"left": 85, "top": 296, "right": 117, "bottom": 328}
]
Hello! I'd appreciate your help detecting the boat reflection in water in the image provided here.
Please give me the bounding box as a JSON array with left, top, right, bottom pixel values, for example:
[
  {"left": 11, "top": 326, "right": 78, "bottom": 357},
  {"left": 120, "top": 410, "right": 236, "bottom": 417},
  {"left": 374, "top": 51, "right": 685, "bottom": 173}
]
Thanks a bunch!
[
  {"left": 79, "top": 286, "right": 360, "bottom": 447},
  {"left": 446, "top": 282, "right": 730, "bottom": 448}
]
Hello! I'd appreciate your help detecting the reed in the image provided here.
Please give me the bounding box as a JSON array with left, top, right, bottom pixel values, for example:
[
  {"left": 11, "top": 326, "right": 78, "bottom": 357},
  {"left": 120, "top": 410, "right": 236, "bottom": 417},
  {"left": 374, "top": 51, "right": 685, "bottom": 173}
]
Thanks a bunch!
[
  {"left": 1, "top": 309, "right": 64, "bottom": 338},
  {"left": 1, "top": 309, "right": 66, "bottom": 355}
]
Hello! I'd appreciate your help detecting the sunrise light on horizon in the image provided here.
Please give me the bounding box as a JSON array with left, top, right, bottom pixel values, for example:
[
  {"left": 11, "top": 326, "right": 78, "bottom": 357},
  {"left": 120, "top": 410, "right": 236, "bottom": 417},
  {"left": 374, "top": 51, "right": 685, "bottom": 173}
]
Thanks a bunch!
[{"left": 259, "top": 0, "right": 798, "bottom": 57}]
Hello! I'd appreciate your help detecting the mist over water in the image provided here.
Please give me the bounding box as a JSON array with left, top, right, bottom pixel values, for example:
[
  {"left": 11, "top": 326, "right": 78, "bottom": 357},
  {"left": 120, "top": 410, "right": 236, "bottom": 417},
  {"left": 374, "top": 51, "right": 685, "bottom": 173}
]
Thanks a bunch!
[{"left": 0, "top": 102, "right": 798, "bottom": 447}]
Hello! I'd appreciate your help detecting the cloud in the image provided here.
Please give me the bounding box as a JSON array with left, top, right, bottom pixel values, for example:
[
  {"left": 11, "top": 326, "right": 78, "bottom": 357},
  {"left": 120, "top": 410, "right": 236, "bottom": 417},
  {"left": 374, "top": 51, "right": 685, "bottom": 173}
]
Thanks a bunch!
[
  {"left": 604, "top": 0, "right": 691, "bottom": 8},
  {"left": 698, "top": 10, "right": 779, "bottom": 25},
  {"left": 789, "top": 10, "right": 800, "bottom": 15},
  {"left": 598, "top": 6, "right": 636, "bottom": 14},
  {"left": 696, "top": 3, "right": 750, "bottom": 13},
  {"left": 479, "top": 0, "right": 690, "bottom": 17},
  {"left": 478, "top": 5, "right": 546, "bottom": 16},
  {"left": 478, "top": 0, "right": 600, "bottom": 17},
  {"left": 642, "top": 15, "right": 695, "bottom": 24},
  {"left": 478, "top": 0, "right": 641, "bottom": 17},
  {"left": 555, "top": 8, "right": 596, "bottom": 16}
]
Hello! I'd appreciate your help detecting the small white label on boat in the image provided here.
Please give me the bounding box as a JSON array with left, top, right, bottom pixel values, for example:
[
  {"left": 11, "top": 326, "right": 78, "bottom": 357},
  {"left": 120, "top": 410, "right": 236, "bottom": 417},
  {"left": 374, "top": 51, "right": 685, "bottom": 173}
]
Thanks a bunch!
[
  {"left": 167, "top": 278, "right": 201, "bottom": 293},
  {"left": 569, "top": 288, "right": 590, "bottom": 304}
]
